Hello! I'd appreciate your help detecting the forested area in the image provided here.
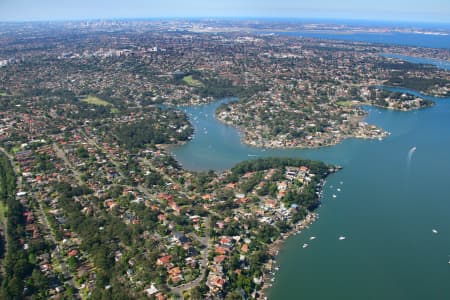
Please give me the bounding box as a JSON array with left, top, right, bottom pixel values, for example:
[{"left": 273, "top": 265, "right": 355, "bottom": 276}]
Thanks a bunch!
[
  {"left": 0, "top": 153, "right": 48, "bottom": 299},
  {"left": 51, "top": 182, "right": 133, "bottom": 300},
  {"left": 386, "top": 76, "right": 450, "bottom": 93},
  {"left": 114, "top": 108, "right": 193, "bottom": 150},
  {"left": 230, "top": 157, "right": 330, "bottom": 177},
  {"left": 230, "top": 157, "right": 332, "bottom": 216}
]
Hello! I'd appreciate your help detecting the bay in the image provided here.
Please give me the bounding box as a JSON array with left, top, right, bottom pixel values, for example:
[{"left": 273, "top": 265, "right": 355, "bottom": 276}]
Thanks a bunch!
[
  {"left": 171, "top": 98, "right": 356, "bottom": 171},
  {"left": 267, "top": 93, "right": 450, "bottom": 300},
  {"left": 170, "top": 32, "right": 450, "bottom": 298},
  {"left": 171, "top": 89, "right": 450, "bottom": 299},
  {"left": 381, "top": 53, "right": 450, "bottom": 71},
  {"left": 273, "top": 31, "right": 450, "bottom": 49}
]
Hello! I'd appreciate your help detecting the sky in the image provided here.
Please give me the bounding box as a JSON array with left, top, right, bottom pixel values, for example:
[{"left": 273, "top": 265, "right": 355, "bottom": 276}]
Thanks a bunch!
[{"left": 0, "top": 0, "right": 449, "bottom": 24}]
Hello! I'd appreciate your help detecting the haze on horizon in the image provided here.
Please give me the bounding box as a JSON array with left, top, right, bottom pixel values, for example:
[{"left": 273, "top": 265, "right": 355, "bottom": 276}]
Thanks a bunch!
[{"left": 0, "top": 0, "right": 449, "bottom": 24}]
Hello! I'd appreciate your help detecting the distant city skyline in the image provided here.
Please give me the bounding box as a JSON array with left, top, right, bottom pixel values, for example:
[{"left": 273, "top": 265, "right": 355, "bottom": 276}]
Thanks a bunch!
[{"left": 0, "top": 0, "right": 449, "bottom": 24}]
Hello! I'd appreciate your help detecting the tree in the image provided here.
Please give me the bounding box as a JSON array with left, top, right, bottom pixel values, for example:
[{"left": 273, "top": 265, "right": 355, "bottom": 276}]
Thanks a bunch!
[
  {"left": 190, "top": 286, "right": 203, "bottom": 300},
  {"left": 30, "top": 269, "right": 48, "bottom": 294}
]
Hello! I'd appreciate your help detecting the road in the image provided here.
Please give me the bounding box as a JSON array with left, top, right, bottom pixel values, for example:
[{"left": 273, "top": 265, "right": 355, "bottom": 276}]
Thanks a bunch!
[
  {"left": 35, "top": 193, "right": 79, "bottom": 293},
  {"left": 77, "top": 130, "right": 168, "bottom": 203},
  {"left": 0, "top": 147, "right": 78, "bottom": 296},
  {"left": 35, "top": 146, "right": 79, "bottom": 293},
  {"left": 74, "top": 131, "right": 214, "bottom": 298},
  {"left": 77, "top": 131, "right": 155, "bottom": 198},
  {"left": 52, "top": 143, "right": 84, "bottom": 184},
  {"left": 0, "top": 147, "right": 14, "bottom": 278},
  {"left": 170, "top": 218, "right": 210, "bottom": 297}
]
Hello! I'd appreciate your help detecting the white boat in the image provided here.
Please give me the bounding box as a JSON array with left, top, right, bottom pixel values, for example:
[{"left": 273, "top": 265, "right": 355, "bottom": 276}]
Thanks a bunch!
[
  {"left": 302, "top": 243, "right": 309, "bottom": 248},
  {"left": 337, "top": 188, "right": 341, "bottom": 192},
  {"left": 332, "top": 194, "right": 337, "bottom": 198},
  {"left": 309, "top": 236, "right": 316, "bottom": 240},
  {"left": 432, "top": 229, "right": 438, "bottom": 234},
  {"left": 338, "top": 236, "right": 346, "bottom": 240}
]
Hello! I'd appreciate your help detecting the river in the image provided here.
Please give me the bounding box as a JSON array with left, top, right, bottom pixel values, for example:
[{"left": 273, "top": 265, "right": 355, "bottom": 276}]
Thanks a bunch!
[
  {"left": 273, "top": 31, "right": 450, "bottom": 49},
  {"left": 170, "top": 61, "right": 450, "bottom": 299},
  {"left": 381, "top": 53, "right": 450, "bottom": 71}
]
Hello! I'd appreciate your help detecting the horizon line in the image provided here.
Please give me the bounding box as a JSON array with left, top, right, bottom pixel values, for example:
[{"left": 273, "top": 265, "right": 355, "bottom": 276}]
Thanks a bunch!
[{"left": 0, "top": 16, "right": 449, "bottom": 27}]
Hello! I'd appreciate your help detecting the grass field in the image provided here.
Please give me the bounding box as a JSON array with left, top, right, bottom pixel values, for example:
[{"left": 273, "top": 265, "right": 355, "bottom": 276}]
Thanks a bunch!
[
  {"left": 336, "top": 100, "right": 356, "bottom": 107},
  {"left": 0, "top": 91, "right": 8, "bottom": 96},
  {"left": 182, "top": 75, "right": 204, "bottom": 87},
  {"left": 81, "top": 95, "right": 112, "bottom": 106},
  {"left": 12, "top": 146, "right": 21, "bottom": 153}
]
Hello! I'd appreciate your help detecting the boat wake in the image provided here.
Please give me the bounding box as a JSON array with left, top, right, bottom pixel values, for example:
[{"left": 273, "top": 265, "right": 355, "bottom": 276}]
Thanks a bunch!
[{"left": 407, "top": 146, "right": 416, "bottom": 167}]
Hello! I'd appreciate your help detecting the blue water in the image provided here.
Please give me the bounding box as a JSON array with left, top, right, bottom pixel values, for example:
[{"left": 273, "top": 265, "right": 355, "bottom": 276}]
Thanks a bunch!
[
  {"left": 268, "top": 92, "right": 450, "bottom": 300},
  {"left": 171, "top": 34, "right": 450, "bottom": 299},
  {"left": 381, "top": 53, "right": 450, "bottom": 71},
  {"left": 171, "top": 90, "right": 450, "bottom": 300},
  {"left": 171, "top": 99, "right": 352, "bottom": 171},
  {"left": 276, "top": 31, "right": 450, "bottom": 49}
]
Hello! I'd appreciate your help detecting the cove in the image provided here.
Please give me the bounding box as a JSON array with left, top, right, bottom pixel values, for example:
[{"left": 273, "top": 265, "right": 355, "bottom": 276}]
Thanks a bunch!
[
  {"left": 171, "top": 88, "right": 450, "bottom": 299},
  {"left": 380, "top": 53, "right": 450, "bottom": 71},
  {"left": 170, "top": 98, "right": 358, "bottom": 172}
]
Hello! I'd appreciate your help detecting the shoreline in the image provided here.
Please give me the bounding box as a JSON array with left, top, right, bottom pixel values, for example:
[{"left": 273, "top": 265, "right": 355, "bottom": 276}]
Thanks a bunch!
[
  {"left": 378, "top": 85, "right": 449, "bottom": 99},
  {"left": 213, "top": 96, "right": 442, "bottom": 151},
  {"left": 162, "top": 89, "right": 439, "bottom": 299},
  {"left": 216, "top": 114, "right": 389, "bottom": 150},
  {"left": 164, "top": 83, "right": 445, "bottom": 153},
  {"left": 258, "top": 173, "right": 335, "bottom": 299},
  {"left": 166, "top": 96, "right": 431, "bottom": 154},
  {"left": 239, "top": 132, "right": 388, "bottom": 150},
  {"left": 259, "top": 211, "right": 321, "bottom": 299}
]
